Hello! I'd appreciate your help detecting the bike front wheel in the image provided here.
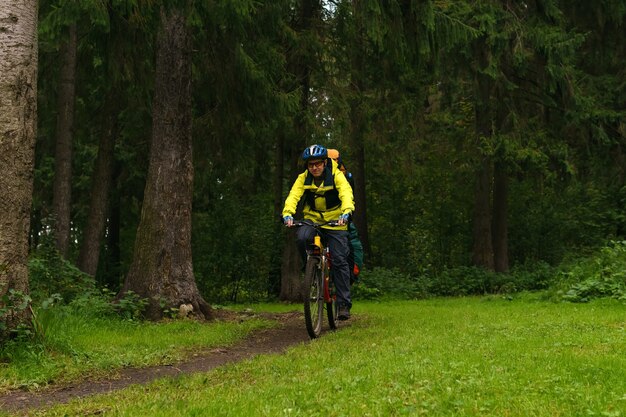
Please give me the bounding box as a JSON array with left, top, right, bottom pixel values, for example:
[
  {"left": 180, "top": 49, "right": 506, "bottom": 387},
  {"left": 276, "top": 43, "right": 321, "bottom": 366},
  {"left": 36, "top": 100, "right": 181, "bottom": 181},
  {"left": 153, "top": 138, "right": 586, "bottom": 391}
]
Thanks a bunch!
[{"left": 303, "top": 257, "right": 324, "bottom": 339}]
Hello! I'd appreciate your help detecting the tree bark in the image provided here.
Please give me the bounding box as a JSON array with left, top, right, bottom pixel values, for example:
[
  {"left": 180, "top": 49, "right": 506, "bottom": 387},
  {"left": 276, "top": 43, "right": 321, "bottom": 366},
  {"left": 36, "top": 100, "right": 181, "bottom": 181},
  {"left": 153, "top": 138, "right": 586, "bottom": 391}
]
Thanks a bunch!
[
  {"left": 471, "top": 159, "right": 494, "bottom": 270},
  {"left": 120, "top": 5, "right": 211, "bottom": 320},
  {"left": 491, "top": 81, "right": 510, "bottom": 273},
  {"left": 269, "top": 132, "right": 285, "bottom": 297},
  {"left": 0, "top": 0, "right": 38, "bottom": 338},
  {"left": 279, "top": 0, "right": 319, "bottom": 302},
  {"left": 279, "top": 147, "right": 305, "bottom": 301},
  {"left": 104, "top": 163, "right": 121, "bottom": 289},
  {"left": 349, "top": 0, "right": 371, "bottom": 260},
  {"left": 77, "top": 91, "right": 118, "bottom": 276},
  {"left": 492, "top": 160, "right": 509, "bottom": 272},
  {"left": 471, "top": 37, "right": 495, "bottom": 271},
  {"left": 349, "top": 103, "right": 370, "bottom": 259},
  {"left": 274, "top": 134, "right": 285, "bottom": 223},
  {"left": 51, "top": 23, "right": 77, "bottom": 258}
]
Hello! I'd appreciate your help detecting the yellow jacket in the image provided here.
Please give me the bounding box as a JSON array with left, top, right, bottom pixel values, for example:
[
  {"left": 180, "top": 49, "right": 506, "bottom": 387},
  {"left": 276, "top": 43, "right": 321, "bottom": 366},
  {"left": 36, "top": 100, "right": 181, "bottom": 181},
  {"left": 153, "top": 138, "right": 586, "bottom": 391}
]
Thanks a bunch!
[{"left": 282, "top": 159, "right": 355, "bottom": 230}]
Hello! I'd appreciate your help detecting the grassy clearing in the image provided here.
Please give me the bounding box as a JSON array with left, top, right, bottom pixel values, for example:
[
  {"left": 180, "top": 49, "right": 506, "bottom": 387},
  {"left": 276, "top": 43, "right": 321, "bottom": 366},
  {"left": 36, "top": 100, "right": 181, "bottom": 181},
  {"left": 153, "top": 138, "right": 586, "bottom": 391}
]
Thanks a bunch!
[
  {"left": 20, "top": 295, "right": 626, "bottom": 417},
  {"left": 0, "top": 308, "right": 276, "bottom": 393}
]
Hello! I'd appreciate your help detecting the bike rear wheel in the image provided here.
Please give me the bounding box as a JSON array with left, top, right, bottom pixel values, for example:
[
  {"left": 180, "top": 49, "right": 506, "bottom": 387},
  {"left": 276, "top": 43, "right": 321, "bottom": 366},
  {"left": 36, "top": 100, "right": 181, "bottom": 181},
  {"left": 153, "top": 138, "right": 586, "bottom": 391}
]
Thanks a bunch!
[{"left": 303, "top": 257, "right": 324, "bottom": 339}]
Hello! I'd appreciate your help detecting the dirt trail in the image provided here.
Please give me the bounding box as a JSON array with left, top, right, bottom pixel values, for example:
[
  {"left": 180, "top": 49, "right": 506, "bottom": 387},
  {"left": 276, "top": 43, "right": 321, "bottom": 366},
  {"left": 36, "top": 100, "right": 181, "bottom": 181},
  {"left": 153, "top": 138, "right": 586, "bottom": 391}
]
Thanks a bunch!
[{"left": 0, "top": 311, "right": 329, "bottom": 415}]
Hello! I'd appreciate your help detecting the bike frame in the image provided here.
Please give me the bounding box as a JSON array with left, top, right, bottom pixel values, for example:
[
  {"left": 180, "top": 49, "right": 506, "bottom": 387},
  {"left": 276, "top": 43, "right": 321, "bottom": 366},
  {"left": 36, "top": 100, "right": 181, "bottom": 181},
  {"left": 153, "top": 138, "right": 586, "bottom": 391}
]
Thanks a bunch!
[{"left": 294, "top": 220, "right": 340, "bottom": 338}]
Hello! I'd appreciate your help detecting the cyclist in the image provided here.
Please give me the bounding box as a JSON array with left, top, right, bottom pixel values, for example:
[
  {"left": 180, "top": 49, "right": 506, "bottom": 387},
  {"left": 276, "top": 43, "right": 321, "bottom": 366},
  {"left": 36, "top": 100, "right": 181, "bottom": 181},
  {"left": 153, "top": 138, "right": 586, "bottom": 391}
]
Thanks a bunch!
[{"left": 282, "top": 144, "right": 355, "bottom": 320}]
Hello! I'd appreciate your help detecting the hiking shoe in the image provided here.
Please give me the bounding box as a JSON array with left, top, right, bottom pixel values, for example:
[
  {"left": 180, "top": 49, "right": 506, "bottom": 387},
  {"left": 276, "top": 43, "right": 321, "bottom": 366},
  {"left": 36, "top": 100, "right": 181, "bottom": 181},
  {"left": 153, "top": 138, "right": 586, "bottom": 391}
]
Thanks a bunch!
[{"left": 338, "top": 306, "right": 350, "bottom": 321}]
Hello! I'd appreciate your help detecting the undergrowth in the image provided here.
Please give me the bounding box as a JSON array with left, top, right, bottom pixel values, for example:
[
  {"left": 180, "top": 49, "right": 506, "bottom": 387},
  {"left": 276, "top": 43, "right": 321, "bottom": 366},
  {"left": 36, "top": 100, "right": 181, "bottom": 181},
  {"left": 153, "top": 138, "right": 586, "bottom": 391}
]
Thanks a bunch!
[
  {"left": 0, "top": 239, "right": 274, "bottom": 392},
  {"left": 2, "top": 234, "right": 624, "bottom": 398},
  {"left": 552, "top": 240, "right": 626, "bottom": 302},
  {"left": 353, "top": 240, "right": 626, "bottom": 303}
]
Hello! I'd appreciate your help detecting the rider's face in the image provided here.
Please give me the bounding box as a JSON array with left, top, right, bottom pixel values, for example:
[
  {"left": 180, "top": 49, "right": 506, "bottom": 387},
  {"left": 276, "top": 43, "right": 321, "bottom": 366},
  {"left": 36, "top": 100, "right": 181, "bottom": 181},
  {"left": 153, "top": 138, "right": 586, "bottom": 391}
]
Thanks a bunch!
[{"left": 307, "top": 159, "right": 326, "bottom": 178}]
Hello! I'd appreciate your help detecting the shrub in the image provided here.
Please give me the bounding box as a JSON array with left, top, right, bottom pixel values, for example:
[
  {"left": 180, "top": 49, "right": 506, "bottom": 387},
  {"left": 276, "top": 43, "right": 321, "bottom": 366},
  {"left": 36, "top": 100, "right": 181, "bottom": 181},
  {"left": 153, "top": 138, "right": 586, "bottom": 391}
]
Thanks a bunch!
[
  {"left": 507, "top": 261, "right": 556, "bottom": 292},
  {"left": 353, "top": 263, "right": 559, "bottom": 300},
  {"left": 554, "top": 241, "right": 626, "bottom": 302},
  {"left": 67, "top": 288, "right": 118, "bottom": 318},
  {"left": 115, "top": 291, "right": 149, "bottom": 320},
  {"left": 352, "top": 267, "right": 427, "bottom": 300},
  {"left": 29, "top": 235, "right": 149, "bottom": 322},
  {"left": 28, "top": 236, "right": 95, "bottom": 303},
  {"left": 425, "top": 262, "right": 557, "bottom": 297},
  {"left": 428, "top": 266, "right": 499, "bottom": 296}
]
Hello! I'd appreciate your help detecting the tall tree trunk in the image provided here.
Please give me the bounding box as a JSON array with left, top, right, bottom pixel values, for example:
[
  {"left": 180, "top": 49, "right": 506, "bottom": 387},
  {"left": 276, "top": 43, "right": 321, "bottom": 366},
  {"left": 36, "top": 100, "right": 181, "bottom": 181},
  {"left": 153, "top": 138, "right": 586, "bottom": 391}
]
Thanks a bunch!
[
  {"left": 104, "top": 164, "right": 121, "bottom": 289},
  {"left": 51, "top": 23, "right": 77, "bottom": 258},
  {"left": 471, "top": 38, "right": 495, "bottom": 271},
  {"left": 0, "top": 0, "right": 38, "bottom": 338},
  {"left": 349, "top": 0, "right": 371, "bottom": 260},
  {"left": 77, "top": 91, "right": 118, "bottom": 276},
  {"left": 120, "top": 5, "right": 211, "bottom": 320},
  {"left": 279, "top": 0, "right": 319, "bottom": 302},
  {"left": 491, "top": 82, "right": 510, "bottom": 273},
  {"left": 274, "top": 134, "right": 285, "bottom": 221},
  {"left": 471, "top": 159, "right": 494, "bottom": 270},
  {"left": 280, "top": 144, "right": 305, "bottom": 301},
  {"left": 492, "top": 160, "right": 509, "bottom": 272},
  {"left": 349, "top": 100, "right": 370, "bottom": 259},
  {"left": 269, "top": 132, "right": 285, "bottom": 297}
]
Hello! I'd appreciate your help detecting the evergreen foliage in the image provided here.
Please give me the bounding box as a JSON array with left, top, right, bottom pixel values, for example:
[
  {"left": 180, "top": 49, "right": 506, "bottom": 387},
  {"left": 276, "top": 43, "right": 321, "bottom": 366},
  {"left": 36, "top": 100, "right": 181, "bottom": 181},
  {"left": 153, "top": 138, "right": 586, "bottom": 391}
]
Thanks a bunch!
[{"left": 15, "top": 0, "right": 626, "bottom": 313}]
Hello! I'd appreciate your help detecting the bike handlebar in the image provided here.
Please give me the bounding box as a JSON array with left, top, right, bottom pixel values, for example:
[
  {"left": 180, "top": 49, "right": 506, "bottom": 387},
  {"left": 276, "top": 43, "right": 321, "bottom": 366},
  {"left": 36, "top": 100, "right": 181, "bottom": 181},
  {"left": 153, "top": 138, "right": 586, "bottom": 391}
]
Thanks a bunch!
[{"left": 290, "top": 219, "right": 341, "bottom": 228}]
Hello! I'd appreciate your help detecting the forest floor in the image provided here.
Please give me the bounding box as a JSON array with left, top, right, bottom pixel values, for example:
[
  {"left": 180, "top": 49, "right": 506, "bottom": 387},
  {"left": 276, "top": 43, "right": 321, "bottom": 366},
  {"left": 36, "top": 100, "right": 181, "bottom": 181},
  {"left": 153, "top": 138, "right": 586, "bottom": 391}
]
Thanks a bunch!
[{"left": 0, "top": 310, "right": 334, "bottom": 415}]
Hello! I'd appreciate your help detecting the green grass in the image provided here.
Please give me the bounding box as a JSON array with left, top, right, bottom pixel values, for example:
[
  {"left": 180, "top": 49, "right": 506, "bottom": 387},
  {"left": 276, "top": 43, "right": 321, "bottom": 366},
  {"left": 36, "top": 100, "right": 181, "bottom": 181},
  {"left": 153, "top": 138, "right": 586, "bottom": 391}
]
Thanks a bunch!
[
  {"left": 8, "top": 296, "right": 626, "bottom": 416},
  {"left": 0, "top": 308, "right": 275, "bottom": 393}
]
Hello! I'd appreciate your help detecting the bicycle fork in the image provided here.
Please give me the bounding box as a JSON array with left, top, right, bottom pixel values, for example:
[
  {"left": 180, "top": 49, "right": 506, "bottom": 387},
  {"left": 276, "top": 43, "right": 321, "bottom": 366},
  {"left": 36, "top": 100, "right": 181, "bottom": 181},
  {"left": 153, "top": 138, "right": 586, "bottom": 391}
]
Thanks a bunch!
[{"left": 311, "top": 235, "right": 335, "bottom": 304}]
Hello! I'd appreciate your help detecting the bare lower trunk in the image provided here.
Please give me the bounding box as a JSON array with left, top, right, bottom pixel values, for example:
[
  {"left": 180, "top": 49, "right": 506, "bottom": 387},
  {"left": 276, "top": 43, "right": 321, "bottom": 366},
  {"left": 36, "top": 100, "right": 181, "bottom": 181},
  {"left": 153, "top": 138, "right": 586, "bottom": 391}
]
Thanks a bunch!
[
  {"left": 492, "top": 160, "right": 509, "bottom": 273},
  {"left": 350, "top": 126, "right": 369, "bottom": 259},
  {"left": 349, "top": 0, "right": 370, "bottom": 261},
  {"left": 279, "top": 0, "right": 319, "bottom": 302},
  {"left": 471, "top": 160, "right": 494, "bottom": 270},
  {"left": 120, "top": 5, "right": 211, "bottom": 320},
  {"left": 280, "top": 234, "right": 303, "bottom": 301},
  {"left": 269, "top": 133, "right": 285, "bottom": 297},
  {"left": 104, "top": 167, "right": 121, "bottom": 289},
  {"left": 280, "top": 145, "right": 306, "bottom": 301},
  {"left": 0, "top": 0, "right": 38, "bottom": 338},
  {"left": 52, "top": 24, "right": 77, "bottom": 258},
  {"left": 471, "top": 37, "right": 495, "bottom": 271},
  {"left": 78, "top": 92, "right": 117, "bottom": 276}
]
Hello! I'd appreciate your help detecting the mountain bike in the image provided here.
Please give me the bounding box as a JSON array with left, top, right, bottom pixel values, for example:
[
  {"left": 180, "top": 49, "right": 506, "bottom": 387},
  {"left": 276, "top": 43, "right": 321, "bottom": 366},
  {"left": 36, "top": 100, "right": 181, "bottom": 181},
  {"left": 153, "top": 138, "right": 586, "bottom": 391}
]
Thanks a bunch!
[{"left": 292, "top": 220, "right": 339, "bottom": 339}]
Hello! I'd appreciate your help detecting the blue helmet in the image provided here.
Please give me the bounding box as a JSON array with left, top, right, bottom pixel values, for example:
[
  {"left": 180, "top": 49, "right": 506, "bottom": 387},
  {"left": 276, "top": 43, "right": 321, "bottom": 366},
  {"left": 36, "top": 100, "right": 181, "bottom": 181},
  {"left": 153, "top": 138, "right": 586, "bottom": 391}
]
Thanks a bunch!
[{"left": 302, "top": 144, "right": 327, "bottom": 161}]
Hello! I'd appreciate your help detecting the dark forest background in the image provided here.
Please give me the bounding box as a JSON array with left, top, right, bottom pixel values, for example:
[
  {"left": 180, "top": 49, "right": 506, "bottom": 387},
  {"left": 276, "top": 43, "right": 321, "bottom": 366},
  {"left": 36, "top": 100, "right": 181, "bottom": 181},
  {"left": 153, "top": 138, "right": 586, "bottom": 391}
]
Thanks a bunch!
[{"left": 27, "top": 0, "right": 626, "bottom": 308}]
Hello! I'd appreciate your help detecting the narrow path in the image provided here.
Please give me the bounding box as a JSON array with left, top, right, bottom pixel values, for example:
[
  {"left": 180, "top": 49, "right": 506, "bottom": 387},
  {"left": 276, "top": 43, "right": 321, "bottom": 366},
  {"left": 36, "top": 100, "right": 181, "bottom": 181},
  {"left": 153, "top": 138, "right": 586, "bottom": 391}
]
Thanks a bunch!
[{"left": 0, "top": 312, "right": 331, "bottom": 414}]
